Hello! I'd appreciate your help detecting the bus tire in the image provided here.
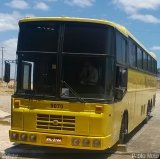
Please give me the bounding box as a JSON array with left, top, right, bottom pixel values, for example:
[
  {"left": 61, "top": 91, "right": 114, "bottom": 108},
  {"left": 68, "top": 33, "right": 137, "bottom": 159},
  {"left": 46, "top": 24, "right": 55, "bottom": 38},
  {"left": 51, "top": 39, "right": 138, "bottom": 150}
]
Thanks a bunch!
[
  {"left": 145, "top": 102, "right": 151, "bottom": 124},
  {"left": 119, "top": 113, "right": 128, "bottom": 144}
]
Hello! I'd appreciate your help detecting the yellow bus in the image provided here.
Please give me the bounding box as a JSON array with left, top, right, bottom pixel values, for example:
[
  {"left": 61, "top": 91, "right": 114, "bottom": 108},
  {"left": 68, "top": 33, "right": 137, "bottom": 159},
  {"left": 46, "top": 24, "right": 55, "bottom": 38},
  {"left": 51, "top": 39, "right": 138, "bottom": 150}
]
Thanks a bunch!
[{"left": 6, "top": 17, "right": 157, "bottom": 150}]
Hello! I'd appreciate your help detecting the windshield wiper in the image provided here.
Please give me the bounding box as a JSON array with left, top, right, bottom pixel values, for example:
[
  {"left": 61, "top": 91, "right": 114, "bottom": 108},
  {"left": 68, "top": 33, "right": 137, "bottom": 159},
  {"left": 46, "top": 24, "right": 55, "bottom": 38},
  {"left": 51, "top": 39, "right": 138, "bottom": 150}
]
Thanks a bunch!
[{"left": 62, "top": 80, "right": 85, "bottom": 103}]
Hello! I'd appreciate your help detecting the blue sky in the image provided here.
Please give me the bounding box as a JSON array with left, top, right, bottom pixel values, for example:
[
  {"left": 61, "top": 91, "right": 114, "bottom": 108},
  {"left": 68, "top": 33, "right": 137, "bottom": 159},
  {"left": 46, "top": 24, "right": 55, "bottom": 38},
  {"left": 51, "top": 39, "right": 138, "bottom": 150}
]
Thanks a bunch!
[{"left": 0, "top": 0, "right": 160, "bottom": 74}]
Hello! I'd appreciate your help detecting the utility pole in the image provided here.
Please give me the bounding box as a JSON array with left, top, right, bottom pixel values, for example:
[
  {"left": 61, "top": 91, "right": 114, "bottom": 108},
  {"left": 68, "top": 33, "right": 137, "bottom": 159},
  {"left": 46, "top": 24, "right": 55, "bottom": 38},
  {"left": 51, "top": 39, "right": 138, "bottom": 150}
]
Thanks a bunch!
[{"left": 1, "top": 47, "right": 4, "bottom": 82}]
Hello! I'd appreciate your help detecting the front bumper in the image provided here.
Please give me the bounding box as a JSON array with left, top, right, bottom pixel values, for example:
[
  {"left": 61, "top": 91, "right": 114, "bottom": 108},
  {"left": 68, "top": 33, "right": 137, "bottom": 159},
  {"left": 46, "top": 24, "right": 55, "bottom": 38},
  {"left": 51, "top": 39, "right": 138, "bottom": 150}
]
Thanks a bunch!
[{"left": 9, "top": 129, "right": 111, "bottom": 150}]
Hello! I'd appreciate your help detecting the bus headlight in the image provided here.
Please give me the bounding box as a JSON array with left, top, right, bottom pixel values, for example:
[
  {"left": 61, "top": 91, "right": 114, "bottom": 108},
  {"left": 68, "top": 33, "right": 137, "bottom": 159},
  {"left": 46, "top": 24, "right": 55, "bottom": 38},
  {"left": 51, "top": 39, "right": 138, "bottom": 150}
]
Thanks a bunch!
[
  {"left": 92, "top": 139, "right": 101, "bottom": 147},
  {"left": 82, "top": 138, "right": 90, "bottom": 147},
  {"left": 30, "top": 134, "right": 36, "bottom": 142},
  {"left": 20, "top": 133, "right": 27, "bottom": 141},
  {"left": 72, "top": 138, "right": 80, "bottom": 146},
  {"left": 11, "top": 132, "right": 18, "bottom": 140}
]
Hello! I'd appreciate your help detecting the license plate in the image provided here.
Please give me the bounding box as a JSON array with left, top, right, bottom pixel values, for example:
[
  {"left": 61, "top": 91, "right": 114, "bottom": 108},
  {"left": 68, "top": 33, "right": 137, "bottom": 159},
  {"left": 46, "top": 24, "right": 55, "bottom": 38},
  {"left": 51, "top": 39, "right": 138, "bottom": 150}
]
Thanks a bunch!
[{"left": 46, "top": 136, "right": 62, "bottom": 144}]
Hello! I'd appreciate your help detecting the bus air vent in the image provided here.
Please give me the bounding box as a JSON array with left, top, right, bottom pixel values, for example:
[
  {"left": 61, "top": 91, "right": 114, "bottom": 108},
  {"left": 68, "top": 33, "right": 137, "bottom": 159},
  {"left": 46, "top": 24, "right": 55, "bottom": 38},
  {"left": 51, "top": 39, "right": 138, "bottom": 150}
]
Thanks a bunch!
[{"left": 36, "top": 114, "right": 75, "bottom": 131}]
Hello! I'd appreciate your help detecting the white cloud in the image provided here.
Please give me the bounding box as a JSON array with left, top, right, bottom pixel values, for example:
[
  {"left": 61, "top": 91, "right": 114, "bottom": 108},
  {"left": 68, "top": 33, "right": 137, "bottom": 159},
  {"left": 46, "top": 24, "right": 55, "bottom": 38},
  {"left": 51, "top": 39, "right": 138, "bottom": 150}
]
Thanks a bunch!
[
  {"left": 150, "top": 46, "right": 160, "bottom": 51},
  {"left": 34, "top": 2, "right": 49, "bottom": 10},
  {"left": 6, "top": 0, "right": 29, "bottom": 9},
  {"left": 0, "top": 11, "right": 21, "bottom": 32},
  {"left": 0, "top": 38, "right": 18, "bottom": 78},
  {"left": 65, "top": 0, "right": 95, "bottom": 8},
  {"left": 1, "top": 38, "right": 17, "bottom": 60},
  {"left": 0, "top": 11, "right": 34, "bottom": 32},
  {"left": 130, "top": 14, "right": 160, "bottom": 24},
  {"left": 113, "top": 0, "right": 160, "bottom": 24},
  {"left": 113, "top": 0, "right": 160, "bottom": 13}
]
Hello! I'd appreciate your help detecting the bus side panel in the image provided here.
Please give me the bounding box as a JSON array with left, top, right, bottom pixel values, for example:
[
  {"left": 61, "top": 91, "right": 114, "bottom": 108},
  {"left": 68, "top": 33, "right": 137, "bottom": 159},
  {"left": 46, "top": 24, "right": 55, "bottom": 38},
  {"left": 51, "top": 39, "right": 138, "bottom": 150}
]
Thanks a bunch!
[
  {"left": 112, "top": 69, "right": 156, "bottom": 144},
  {"left": 128, "top": 69, "right": 156, "bottom": 131}
]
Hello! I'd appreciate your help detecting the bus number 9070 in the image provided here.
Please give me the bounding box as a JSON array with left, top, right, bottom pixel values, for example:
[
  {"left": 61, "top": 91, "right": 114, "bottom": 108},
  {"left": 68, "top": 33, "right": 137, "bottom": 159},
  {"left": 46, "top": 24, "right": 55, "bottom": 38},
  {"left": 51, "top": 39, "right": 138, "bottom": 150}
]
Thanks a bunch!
[{"left": 51, "top": 104, "right": 63, "bottom": 109}]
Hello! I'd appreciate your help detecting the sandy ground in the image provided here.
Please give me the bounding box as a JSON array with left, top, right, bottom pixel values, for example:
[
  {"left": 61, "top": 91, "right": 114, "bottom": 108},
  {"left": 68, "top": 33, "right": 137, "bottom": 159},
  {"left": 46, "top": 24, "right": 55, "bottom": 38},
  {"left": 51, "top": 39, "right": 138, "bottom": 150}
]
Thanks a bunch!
[
  {"left": 0, "top": 84, "right": 13, "bottom": 114},
  {"left": 0, "top": 95, "right": 11, "bottom": 114}
]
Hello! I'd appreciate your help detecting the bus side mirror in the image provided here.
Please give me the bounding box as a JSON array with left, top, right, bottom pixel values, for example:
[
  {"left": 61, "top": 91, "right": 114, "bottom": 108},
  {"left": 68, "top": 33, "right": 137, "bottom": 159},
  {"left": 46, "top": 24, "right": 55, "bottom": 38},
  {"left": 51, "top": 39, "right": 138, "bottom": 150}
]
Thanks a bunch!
[
  {"left": 115, "top": 88, "right": 126, "bottom": 100},
  {"left": 4, "top": 62, "right": 10, "bottom": 83}
]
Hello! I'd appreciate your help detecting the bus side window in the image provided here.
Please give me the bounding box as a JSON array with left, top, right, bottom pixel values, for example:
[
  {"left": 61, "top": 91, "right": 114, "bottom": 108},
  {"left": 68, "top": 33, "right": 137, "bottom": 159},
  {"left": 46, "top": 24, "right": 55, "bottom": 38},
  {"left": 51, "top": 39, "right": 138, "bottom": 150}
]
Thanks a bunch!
[{"left": 116, "top": 33, "right": 127, "bottom": 65}]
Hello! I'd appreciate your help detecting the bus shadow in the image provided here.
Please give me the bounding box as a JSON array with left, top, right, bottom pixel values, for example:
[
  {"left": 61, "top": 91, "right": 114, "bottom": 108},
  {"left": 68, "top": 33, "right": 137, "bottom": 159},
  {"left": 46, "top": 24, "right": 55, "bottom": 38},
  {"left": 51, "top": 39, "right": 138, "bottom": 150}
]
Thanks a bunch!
[
  {"left": 4, "top": 144, "right": 115, "bottom": 159},
  {"left": 126, "top": 115, "right": 153, "bottom": 143}
]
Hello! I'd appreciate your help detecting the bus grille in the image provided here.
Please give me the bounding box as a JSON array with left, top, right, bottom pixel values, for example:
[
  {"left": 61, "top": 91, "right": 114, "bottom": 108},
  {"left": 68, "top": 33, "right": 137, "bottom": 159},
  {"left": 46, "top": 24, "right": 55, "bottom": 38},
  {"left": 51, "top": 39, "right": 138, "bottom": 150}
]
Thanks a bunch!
[{"left": 36, "top": 114, "right": 75, "bottom": 131}]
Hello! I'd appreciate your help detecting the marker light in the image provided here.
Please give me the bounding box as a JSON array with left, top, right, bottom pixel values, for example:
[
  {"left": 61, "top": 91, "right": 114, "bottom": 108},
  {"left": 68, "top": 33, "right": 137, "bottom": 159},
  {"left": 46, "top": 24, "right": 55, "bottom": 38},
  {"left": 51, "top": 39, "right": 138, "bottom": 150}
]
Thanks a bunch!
[
  {"left": 72, "top": 138, "right": 80, "bottom": 146},
  {"left": 14, "top": 100, "right": 20, "bottom": 108},
  {"left": 95, "top": 105, "right": 103, "bottom": 114}
]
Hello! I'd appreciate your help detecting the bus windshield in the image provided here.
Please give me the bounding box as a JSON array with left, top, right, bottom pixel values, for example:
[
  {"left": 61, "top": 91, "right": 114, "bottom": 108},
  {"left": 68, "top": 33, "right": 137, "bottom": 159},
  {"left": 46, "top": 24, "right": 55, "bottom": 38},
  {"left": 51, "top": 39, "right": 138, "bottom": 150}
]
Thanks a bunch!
[
  {"left": 63, "top": 23, "right": 113, "bottom": 54},
  {"left": 18, "top": 22, "right": 59, "bottom": 52},
  {"left": 17, "top": 53, "right": 57, "bottom": 97},
  {"left": 16, "top": 21, "right": 114, "bottom": 101},
  {"left": 61, "top": 56, "right": 107, "bottom": 99}
]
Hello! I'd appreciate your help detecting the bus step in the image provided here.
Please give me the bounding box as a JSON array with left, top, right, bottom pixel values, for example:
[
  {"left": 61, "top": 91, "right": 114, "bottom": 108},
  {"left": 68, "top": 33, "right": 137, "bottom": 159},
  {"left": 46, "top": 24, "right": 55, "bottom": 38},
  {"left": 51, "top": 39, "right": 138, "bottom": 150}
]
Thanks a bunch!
[{"left": 116, "top": 144, "right": 127, "bottom": 152}]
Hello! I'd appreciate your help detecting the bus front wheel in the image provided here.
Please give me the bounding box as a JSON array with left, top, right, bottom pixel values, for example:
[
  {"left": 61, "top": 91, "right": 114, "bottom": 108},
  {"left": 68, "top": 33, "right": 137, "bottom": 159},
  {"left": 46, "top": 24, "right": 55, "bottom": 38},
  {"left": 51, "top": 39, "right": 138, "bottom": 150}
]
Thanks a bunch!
[{"left": 119, "top": 113, "right": 128, "bottom": 144}]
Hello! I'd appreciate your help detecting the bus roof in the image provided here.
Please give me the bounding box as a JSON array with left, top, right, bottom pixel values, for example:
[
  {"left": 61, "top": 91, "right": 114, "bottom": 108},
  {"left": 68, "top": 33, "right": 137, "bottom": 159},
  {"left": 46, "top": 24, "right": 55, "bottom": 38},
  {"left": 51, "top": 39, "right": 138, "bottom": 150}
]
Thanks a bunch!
[{"left": 19, "top": 17, "right": 157, "bottom": 60}]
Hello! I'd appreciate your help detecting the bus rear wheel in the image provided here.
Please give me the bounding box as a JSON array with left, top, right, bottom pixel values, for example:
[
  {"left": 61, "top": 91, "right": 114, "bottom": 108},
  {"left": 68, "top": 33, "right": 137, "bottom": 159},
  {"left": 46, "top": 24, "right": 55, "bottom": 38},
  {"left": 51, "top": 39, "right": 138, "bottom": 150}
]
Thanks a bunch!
[
  {"left": 119, "top": 114, "right": 128, "bottom": 144},
  {"left": 145, "top": 102, "right": 152, "bottom": 123}
]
